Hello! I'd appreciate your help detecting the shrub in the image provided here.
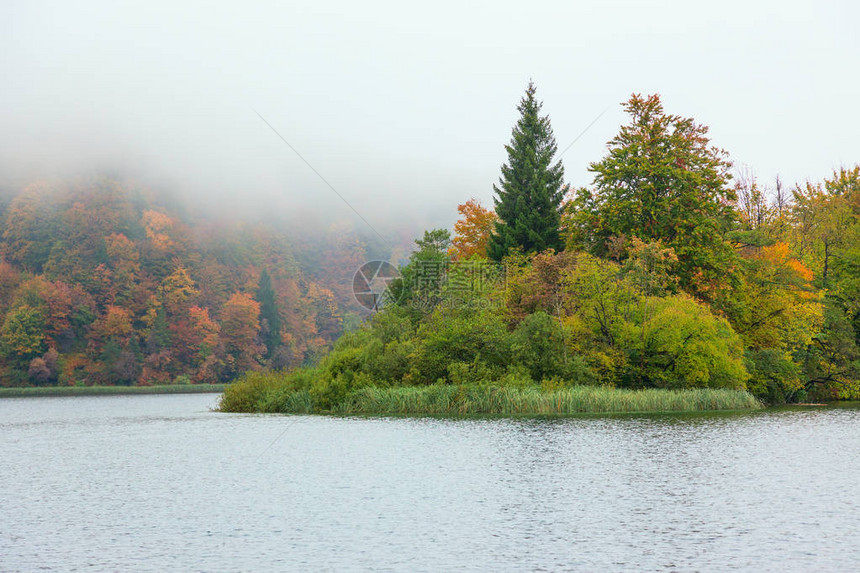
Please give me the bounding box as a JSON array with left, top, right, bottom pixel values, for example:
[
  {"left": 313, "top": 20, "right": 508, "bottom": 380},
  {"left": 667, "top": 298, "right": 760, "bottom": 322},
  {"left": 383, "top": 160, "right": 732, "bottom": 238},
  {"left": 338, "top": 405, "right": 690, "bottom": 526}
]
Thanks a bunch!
[
  {"left": 219, "top": 370, "right": 283, "bottom": 413},
  {"left": 618, "top": 295, "right": 749, "bottom": 390},
  {"left": 412, "top": 304, "right": 511, "bottom": 384}
]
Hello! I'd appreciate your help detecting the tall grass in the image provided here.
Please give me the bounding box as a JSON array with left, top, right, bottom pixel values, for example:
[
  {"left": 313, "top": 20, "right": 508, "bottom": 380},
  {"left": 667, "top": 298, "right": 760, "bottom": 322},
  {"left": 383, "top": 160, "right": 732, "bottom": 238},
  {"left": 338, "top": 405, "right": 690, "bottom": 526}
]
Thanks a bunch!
[
  {"left": 339, "top": 385, "right": 761, "bottom": 415},
  {"left": 0, "top": 384, "right": 226, "bottom": 398},
  {"left": 220, "top": 379, "right": 761, "bottom": 415}
]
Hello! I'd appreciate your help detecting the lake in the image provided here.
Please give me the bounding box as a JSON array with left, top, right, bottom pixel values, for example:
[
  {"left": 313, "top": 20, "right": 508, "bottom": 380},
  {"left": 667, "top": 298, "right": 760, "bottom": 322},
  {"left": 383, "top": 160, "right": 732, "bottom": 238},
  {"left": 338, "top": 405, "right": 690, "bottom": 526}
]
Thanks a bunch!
[{"left": 1, "top": 394, "right": 859, "bottom": 572}]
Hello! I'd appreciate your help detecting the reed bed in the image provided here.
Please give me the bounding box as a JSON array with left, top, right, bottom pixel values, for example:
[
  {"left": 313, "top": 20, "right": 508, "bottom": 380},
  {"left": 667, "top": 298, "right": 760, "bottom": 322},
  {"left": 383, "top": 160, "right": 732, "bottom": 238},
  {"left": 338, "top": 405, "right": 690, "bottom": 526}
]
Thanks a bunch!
[
  {"left": 220, "top": 380, "right": 761, "bottom": 415},
  {"left": 338, "top": 385, "right": 761, "bottom": 415},
  {"left": 261, "top": 388, "right": 314, "bottom": 414}
]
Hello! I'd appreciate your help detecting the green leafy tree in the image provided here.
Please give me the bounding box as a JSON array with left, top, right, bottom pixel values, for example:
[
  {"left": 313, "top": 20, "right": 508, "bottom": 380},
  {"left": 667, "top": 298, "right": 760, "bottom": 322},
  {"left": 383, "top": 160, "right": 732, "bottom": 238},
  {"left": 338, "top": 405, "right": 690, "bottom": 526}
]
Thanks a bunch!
[
  {"left": 570, "top": 94, "right": 736, "bottom": 299},
  {"left": 789, "top": 167, "right": 860, "bottom": 399},
  {"left": 799, "top": 301, "right": 860, "bottom": 399},
  {"left": 488, "top": 81, "right": 565, "bottom": 261},
  {"left": 688, "top": 239, "right": 819, "bottom": 401},
  {"left": 391, "top": 229, "right": 452, "bottom": 315},
  {"left": 510, "top": 311, "right": 589, "bottom": 383},
  {"left": 792, "top": 180, "right": 851, "bottom": 285}
]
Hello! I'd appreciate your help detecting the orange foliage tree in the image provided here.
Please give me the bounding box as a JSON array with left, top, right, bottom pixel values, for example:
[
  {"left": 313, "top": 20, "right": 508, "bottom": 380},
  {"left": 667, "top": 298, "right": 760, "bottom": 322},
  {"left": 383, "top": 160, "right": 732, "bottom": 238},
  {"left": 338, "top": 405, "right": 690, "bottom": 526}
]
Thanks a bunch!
[
  {"left": 450, "top": 199, "right": 496, "bottom": 260},
  {"left": 220, "top": 292, "right": 264, "bottom": 378}
]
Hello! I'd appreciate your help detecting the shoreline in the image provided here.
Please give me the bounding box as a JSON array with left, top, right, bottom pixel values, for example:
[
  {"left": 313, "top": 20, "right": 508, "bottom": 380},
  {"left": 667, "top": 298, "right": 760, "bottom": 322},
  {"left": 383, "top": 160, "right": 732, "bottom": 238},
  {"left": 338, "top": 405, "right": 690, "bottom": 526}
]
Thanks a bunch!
[{"left": 0, "top": 384, "right": 226, "bottom": 398}]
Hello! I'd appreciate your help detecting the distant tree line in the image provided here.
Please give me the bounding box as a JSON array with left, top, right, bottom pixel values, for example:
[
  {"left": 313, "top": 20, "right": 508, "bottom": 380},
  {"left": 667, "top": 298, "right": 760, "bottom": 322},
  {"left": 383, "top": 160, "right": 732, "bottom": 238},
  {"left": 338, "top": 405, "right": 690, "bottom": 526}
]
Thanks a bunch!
[{"left": 0, "top": 179, "right": 375, "bottom": 386}]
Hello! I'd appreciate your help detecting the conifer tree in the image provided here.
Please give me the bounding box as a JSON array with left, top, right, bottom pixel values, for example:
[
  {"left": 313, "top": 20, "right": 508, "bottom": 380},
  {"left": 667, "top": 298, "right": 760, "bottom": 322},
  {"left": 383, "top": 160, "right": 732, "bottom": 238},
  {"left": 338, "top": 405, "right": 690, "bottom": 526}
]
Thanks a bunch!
[
  {"left": 256, "top": 269, "right": 281, "bottom": 358},
  {"left": 488, "top": 81, "right": 566, "bottom": 261}
]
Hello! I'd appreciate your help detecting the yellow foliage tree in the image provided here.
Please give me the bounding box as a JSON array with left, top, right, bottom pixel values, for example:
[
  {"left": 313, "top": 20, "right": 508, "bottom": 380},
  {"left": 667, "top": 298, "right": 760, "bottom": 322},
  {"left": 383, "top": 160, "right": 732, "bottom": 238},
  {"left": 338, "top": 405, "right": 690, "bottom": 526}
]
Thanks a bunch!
[{"left": 450, "top": 199, "right": 496, "bottom": 260}]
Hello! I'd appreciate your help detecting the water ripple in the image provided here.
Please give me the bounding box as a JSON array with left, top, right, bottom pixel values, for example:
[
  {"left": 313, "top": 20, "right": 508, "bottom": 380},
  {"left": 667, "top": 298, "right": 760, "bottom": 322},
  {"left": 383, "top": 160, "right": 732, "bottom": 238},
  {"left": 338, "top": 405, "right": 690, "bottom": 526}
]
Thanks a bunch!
[{"left": 1, "top": 395, "right": 858, "bottom": 571}]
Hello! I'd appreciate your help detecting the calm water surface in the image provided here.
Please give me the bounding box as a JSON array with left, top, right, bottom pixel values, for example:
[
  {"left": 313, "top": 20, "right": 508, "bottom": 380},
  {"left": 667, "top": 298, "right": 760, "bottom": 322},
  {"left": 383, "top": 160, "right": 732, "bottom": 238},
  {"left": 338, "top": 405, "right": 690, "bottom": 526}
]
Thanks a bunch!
[{"left": 1, "top": 394, "right": 859, "bottom": 572}]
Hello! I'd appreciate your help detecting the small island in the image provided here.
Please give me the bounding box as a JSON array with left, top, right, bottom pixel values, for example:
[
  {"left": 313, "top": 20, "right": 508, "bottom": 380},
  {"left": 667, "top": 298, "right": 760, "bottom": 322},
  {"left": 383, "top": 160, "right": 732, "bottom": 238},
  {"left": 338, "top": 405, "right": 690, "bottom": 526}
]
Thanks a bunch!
[{"left": 221, "top": 84, "right": 858, "bottom": 416}]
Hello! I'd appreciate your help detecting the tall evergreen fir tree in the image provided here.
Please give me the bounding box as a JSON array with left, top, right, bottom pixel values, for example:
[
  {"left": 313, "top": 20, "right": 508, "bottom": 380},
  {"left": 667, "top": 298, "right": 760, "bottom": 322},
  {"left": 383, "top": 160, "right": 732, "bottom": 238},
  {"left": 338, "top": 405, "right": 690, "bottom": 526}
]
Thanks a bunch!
[
  {"left": 487, "top": 81, "right": 566, "bottom": 262},
  {"left": 255, "top": 269, "right": 281, "bottom": 358}
]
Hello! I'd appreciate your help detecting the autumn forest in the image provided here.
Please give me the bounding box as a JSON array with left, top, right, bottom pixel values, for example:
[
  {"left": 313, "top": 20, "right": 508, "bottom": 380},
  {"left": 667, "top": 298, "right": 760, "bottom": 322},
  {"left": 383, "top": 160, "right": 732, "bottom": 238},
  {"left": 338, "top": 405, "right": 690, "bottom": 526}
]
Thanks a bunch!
[{"left": 0, "top": 180, "right": 383, "bottom": 387}]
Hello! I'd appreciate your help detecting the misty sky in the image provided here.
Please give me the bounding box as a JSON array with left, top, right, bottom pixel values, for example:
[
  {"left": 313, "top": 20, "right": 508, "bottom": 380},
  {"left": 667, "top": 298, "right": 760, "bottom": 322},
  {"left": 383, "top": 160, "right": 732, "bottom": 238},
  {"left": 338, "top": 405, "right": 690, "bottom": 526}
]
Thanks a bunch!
[{"left": 2, "top": 0, "right": 858, "bottom": 236}]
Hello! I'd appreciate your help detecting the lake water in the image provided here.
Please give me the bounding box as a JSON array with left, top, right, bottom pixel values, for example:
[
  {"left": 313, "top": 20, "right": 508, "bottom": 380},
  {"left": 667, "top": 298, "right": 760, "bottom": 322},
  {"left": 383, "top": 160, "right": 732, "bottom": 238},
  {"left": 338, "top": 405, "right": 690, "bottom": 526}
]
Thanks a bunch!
[{"left": 1, "top": 394, "right": 859, "bottom": 572}]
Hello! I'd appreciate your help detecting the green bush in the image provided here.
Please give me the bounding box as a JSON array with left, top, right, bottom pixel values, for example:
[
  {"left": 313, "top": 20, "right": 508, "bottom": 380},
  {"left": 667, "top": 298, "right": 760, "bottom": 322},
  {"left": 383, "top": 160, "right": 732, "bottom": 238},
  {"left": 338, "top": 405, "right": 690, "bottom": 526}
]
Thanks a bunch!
[
  {"left": 411, "top": 304, "right": 511, "bottom": 384},
  {"left": 219, "top": 370, "right": 284, "bottom": 413},
  {"left": 310, "top": 370, "right": 374, "bottom": 411},
  {"left": 618, "top": 295, "right": 748, "bottom": 390}
]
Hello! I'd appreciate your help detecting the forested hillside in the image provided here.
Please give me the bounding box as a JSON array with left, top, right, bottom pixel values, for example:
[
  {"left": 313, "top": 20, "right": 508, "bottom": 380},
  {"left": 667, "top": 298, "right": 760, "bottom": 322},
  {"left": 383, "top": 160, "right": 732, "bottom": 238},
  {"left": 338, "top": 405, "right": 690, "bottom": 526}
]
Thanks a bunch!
[{"left": 0, "top": 177, "right": 383, "bottom": 386}]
